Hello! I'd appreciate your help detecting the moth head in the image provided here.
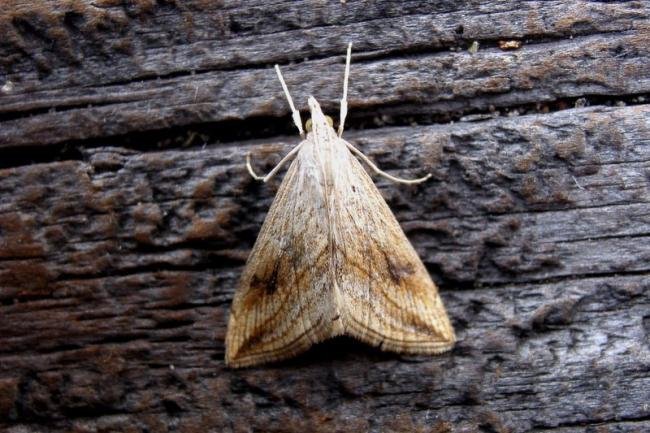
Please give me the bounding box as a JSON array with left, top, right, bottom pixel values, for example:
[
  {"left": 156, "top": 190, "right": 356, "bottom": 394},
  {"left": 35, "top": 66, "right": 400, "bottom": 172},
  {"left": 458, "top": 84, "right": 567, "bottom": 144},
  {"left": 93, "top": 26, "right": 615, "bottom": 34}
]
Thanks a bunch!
[
  {"left": 305, "top": 116, "right": 334, "bottom": 132},
  {"left": 306, "top": 95, "right": 335, "bottom": 133}
]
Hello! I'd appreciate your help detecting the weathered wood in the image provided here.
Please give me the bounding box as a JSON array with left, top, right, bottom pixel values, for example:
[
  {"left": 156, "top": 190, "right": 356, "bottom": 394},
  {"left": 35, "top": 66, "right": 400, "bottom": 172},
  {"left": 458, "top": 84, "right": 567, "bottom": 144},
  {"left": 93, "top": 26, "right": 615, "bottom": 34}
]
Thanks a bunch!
[
  {"left": 1, "top": 105, "right": 649, "bottom": 285},
  {"left": 1, "top": 104, "right": 649, "bottom": 431},
  {"left": 1, "top": 1, "right": 649, "bottom": 432},
  {"left": 1, "top": 1, "right": 649, "bottom": 148}
]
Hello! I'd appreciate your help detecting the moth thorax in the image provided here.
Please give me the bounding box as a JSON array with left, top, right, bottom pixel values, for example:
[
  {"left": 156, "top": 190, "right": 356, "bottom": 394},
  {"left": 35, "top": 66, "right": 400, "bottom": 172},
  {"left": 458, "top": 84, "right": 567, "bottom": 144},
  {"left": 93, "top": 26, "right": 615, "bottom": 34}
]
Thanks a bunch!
[{"left": 305, "top": 115, "right": 334, "bottom": 132}]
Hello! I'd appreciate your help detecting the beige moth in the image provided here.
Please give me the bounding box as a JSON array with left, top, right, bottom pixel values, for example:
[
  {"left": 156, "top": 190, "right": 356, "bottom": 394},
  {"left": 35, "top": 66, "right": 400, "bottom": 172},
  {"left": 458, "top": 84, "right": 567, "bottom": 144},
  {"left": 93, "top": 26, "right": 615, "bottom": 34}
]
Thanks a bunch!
[{"left": 225, "top": 44, "right": 455, "bottom": 368}]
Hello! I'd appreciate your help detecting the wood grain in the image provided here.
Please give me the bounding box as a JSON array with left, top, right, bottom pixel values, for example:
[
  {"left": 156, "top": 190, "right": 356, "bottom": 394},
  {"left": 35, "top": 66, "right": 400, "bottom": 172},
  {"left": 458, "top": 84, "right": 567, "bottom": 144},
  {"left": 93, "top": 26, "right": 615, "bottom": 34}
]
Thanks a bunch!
[{"left": 1, "top": 1, "right": 649, "bottom": 432}]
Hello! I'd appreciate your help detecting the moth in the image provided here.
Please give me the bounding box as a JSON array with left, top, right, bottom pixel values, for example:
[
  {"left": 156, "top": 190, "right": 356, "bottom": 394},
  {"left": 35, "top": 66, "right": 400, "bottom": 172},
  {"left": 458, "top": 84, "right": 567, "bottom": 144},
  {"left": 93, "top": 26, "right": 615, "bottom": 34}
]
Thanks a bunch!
[{"left": 225, "top": 44, "right": 455, "bottom": 368}]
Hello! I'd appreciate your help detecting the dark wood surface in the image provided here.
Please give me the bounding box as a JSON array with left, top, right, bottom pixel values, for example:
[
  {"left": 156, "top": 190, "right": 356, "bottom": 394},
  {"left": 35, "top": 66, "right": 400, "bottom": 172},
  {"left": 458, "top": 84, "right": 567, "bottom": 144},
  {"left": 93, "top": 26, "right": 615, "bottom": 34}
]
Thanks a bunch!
[{"left": 1, "top": 1, "right": 649, "bottom": 432}]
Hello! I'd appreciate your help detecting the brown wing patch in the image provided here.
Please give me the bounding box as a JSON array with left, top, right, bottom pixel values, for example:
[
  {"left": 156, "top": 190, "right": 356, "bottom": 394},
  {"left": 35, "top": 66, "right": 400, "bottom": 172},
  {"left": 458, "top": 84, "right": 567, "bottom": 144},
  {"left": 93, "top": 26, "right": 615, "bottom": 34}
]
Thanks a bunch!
[
  {"left": 383, "top": 250, "right": 416, "bottom": 285},
  {"left": 241, "top": 259, "right": 284, "bottom": 313},
  {"left": 249, "top": 260, "right": 281, "bottom": 296}
]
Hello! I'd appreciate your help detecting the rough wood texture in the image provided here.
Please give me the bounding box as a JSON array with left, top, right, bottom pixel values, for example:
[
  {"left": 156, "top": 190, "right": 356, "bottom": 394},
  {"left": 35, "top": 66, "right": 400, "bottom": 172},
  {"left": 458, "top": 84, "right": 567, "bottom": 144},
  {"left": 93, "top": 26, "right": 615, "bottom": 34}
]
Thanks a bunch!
[{"left": 0, "top": 1, "right": 649, "bottom": 432}]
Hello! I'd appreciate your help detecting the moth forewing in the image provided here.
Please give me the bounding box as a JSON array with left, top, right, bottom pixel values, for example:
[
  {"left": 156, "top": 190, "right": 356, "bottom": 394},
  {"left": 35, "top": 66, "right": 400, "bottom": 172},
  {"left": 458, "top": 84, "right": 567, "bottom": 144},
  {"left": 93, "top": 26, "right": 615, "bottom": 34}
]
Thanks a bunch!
[
  {"left": 225, "top": 45, "right": 455, "bottom": 368},
  {"left": 225, "top": 142, "right": 341, "bottom": 368}
]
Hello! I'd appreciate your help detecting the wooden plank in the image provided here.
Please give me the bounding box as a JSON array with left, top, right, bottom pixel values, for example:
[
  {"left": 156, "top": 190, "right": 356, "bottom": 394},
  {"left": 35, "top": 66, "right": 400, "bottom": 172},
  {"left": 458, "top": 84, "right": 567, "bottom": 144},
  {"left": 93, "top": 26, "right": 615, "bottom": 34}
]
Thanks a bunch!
[
  {"left": 1, "top": 104, "right": 649, "bottom": 431},
  {"left": 0, "top": 274, "right": 647, "bottom": 432},
  {"left": 1, "top": 1, "right": 649, "bottom": 432},
  {"left": 2, "top": 1, "right": 646, "bottom": 91},
  {"left": 1, "top": 2, "right": 649, "bottom": 148},
  {"left": 1, "top": 105, "right": 648, "bottom": 284}
]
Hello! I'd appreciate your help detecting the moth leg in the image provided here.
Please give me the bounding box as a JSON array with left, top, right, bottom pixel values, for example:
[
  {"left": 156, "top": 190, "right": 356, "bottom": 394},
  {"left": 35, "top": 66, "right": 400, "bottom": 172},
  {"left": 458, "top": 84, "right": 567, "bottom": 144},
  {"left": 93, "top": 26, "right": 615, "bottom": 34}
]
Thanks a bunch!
[
  {"left": 338, "top": 42, "right": 352, "bottom": 138},
  {"left": 275, "top": 65, "right": 305, "bottom": 138},
  {"left": 344, "top": 140, "right": 432, "bottom": 185},
  {"left": 246, "top": 141, "right": 304, "bottom": 183}
]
